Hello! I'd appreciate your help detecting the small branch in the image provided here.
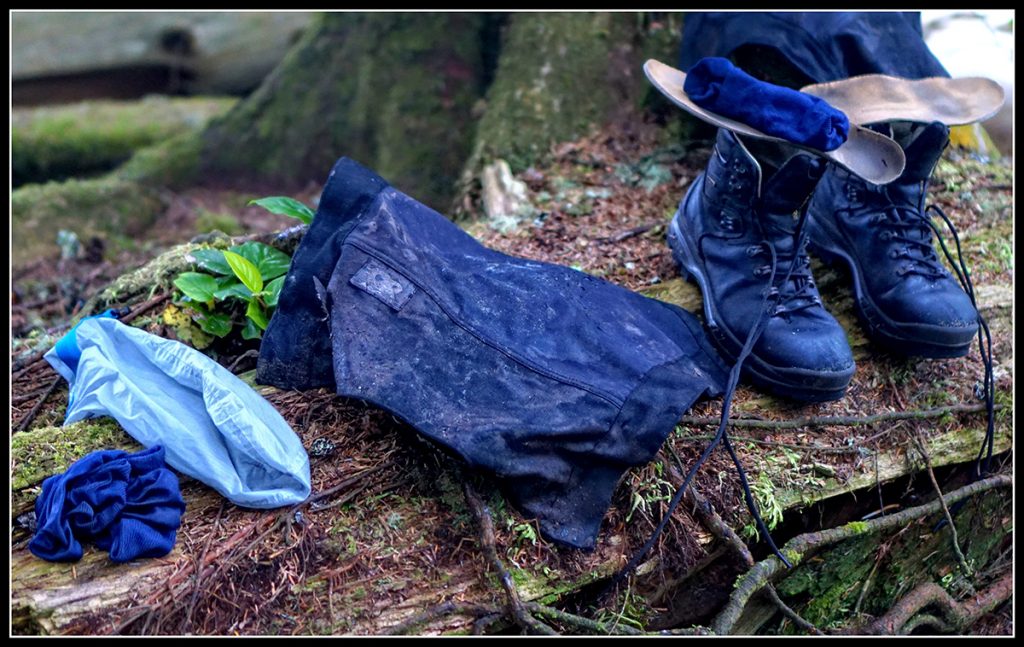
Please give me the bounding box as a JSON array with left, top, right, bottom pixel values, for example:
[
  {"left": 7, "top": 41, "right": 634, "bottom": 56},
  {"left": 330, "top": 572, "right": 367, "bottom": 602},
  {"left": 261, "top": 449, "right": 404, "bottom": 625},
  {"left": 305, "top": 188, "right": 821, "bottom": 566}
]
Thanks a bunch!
[
  {"left": 711, "top": 474, "right": 1012, "bottom": 636},
  {"left": 304, "top": 464, "right": 387, "bottom": 507},
  {"left": 227, "top": 349, "right": 260, "bottom": 374},
  {"left": 14, "top": 376, "right": 62, "bottom": 433},
  {"left": 119, "top": 292, "right": 171, "bottom": 324},
  {"left": 462, "top": 481, "right": 556, "bottom": 635},
  {"left": 11, "top": 349, "right": 52, "bottom": 378},
  {"left": 912, "top": 432, "right": 973, "bottom": 580},
  {"left": 599, "top": 221, "right": 662, "bottom": 244},
  {"left": 678, "top": 402, "right": 1001, "bottom": 431}
]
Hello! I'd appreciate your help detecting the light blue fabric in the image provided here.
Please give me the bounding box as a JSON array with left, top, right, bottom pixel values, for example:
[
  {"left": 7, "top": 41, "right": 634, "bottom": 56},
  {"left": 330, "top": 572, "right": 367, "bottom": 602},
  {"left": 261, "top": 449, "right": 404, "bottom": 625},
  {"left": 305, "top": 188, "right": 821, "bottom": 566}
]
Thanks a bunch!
[
  {"left": 45, "top": 318, "right": 311, "bottom": 509},
  {"left": 52, "top": 309, "right": 119, "bottom": 377}
]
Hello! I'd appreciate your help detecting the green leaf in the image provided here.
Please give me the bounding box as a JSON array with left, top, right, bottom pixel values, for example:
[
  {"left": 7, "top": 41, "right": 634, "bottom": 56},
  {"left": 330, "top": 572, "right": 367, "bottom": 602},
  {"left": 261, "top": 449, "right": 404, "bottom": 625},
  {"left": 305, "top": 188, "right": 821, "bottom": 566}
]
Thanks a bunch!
[
  {"left": 246, "top": 300, "right": 269, "bottom": 330},
  {"left": 249, "top": 196, "right": 315, "bottom": 225},
  {"left": 264, "top": 275, "right": 286, "bottom": 308},
  {"left": 223, "top": 250, "right": 263, "bottom": 293},
  {"left": 212, "top": 275, "right": 252, "bottom": 301},
  {"left": 241, "top": 317, "right": 263, "bottom": 340},
  {"left": 173, "top": 272, "right": 218, "bottom": 304},
  {"left": 229, "top": 241, "right": 292, "bottom": 280},
  {"left": 190, "top": 249, "right": 232, "bottom": 275},
  {"left": 195, "top": 310, "right": 233, "bottom": 337}
]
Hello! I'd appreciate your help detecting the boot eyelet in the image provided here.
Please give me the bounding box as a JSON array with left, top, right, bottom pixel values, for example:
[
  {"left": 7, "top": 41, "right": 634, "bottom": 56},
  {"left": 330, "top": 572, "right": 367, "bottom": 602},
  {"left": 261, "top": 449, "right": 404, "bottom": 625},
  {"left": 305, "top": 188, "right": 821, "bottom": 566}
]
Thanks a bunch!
[
  {"left": 746, "top": 245, "right": 761, "bottom": 257},
  {"left": 889, "top": 249, "right": 899, "bottom": 259},
  {"left": 880, "top": 231, "right": 892, "bottom": 241}
]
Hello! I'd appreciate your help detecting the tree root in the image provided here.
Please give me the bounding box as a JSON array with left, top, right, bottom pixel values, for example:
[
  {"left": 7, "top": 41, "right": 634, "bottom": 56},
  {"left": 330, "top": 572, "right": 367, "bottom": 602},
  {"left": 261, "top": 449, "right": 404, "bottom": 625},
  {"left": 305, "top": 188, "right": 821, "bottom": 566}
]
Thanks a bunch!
[
  {"left": 854, "top": 572, "right": 1012, "bottom": 635},
  {"left": 462, "top": 480, "right": 557, "bottom": 635},
  {"left": 662, "top": 449, "right": 824, "bottom": 635},
  {"left": 710, "top": 474, "right": 1012, "bottom": 635}
]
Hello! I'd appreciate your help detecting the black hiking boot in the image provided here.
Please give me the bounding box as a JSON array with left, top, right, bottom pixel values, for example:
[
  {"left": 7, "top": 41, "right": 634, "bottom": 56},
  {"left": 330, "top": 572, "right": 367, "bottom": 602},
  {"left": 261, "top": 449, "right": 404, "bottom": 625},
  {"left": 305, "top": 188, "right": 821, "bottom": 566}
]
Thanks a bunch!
[
  {"left": 668, "top": 128, "right": 855, "bottom": 402},
  {"left": 806, "top": 121, "right": 979, "bottom": 358}
]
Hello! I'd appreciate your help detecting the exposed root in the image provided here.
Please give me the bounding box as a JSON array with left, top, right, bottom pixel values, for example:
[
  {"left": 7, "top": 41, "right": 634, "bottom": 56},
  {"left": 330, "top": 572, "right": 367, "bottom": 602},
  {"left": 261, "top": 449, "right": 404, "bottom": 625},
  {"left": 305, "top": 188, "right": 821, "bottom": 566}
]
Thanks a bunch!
[
  {"left": 855, "top": 572, "right": 1012, "bottom": 635},
  {"left": 710, "top": 474, "right": 1012, "bottom": 635},
  {"left": 662, "top": 450, "right": 823, "bottom": 635},
  {"left": 462, "top": 479, "right": 557, "bottom": 635}
]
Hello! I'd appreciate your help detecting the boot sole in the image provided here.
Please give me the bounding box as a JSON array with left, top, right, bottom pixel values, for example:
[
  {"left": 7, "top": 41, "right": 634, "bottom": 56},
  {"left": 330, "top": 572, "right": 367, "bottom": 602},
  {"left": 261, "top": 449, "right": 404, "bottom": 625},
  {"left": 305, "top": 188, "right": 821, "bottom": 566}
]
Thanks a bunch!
[
  {"left": 806, "top": 233, "right": 976, "bottom": 359},
  {"left": 668, "top": 210, "right": 851, "bottom": 403}
]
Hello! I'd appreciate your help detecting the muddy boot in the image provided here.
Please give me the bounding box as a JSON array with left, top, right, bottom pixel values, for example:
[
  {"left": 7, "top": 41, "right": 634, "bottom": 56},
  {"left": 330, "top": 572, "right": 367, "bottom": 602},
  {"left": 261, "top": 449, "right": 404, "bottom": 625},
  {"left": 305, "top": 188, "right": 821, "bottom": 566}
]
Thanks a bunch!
[
  {"left": 668, "top": 128, "right": 855, "bottom": 402},
  {"left": 806, "top": 121, "right": 978, "bottom": 357}
]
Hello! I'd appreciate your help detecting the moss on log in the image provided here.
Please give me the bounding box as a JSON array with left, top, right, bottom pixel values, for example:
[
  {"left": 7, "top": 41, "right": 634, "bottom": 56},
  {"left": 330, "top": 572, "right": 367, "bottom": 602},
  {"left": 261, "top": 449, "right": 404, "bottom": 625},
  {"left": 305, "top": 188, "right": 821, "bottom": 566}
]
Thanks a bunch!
[
  {"left": 769, "top": 484, "right": 1012, "bottom": 633},
  {"left": 11, "top": 418, "right": 140, "bottom": 517},
  {"left": 12, "top": 96, "right": 235, "bottom": 186},
  {"left": 10, "top": 177, "right": 167, "bottom": 266}
]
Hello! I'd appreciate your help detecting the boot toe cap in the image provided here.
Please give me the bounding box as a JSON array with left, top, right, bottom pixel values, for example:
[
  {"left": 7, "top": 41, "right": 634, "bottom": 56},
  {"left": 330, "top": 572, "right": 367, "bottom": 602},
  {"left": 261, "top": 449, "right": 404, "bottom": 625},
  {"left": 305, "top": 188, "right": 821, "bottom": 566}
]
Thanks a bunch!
[{"left": 748, "top": 315, "right": 855, "bottom": 400}]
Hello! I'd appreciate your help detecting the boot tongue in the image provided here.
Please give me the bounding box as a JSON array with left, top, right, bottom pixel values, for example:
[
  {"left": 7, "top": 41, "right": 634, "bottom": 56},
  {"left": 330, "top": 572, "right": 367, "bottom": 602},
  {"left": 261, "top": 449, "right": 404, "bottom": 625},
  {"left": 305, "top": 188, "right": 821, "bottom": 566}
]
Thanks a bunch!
[
  {"left": 894, "top": 121, "right": 949, "bottom": 183},
  {"left": 757, "top": 155, "right": 822, "bottom": 296},
  {"left": 761, "top": 154, "right": 825, "bottom": 215}
]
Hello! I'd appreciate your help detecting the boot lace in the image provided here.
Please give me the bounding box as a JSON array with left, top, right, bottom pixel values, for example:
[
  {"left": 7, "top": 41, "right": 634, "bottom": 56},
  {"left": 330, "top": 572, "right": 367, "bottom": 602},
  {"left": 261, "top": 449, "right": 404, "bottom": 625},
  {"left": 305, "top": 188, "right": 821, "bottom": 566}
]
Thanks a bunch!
[
  {"left": 608, "top": 202, "right": 815, "bottom": 593},
  {"left": 924, "top": 204, "right": 996, "bottom": 479},
  {"left": 749, "top": 233, "right": 821, "bottom": 317},
  {"left": 856, "top": 184, "right": 947, "bottom": 280},
  {"left": 610, "top": 198, "right": 995, "bottom": 598}
]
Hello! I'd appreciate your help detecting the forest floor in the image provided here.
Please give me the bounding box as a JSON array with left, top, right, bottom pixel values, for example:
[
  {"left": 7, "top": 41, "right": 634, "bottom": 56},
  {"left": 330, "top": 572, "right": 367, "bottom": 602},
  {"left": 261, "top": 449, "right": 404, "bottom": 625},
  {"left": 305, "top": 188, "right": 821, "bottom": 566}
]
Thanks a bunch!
[{"left": 10, "top": 114, "right": 1013, "bottom": 635}]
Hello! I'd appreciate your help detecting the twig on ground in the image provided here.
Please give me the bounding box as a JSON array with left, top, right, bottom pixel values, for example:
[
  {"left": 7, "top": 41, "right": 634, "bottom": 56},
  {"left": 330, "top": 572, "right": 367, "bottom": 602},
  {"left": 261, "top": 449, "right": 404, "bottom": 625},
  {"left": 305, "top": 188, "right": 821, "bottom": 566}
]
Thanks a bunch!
[
  {"left": 524, "top": 602, "right": 644, "bottom": 635},
  {"left": 304, "top": 464, "right": 387, "bottom": 507},
  {"left": 119, "top": 292, "right": 171, "bottom": 324},
  {"left": 710, "top": 474, "right": 1012, "bottom": 636},
  {"left": 462, "top": 480, "right": 556, "bottom": 635},
  {"left": 599, "top": 221, "right": 662, "bottom": 244},
  {"left": 911, "top": 432, "right": 974, "bottom": 581},
  {"left": 14, "top": 377, "right": 62, "bottom": 433}
]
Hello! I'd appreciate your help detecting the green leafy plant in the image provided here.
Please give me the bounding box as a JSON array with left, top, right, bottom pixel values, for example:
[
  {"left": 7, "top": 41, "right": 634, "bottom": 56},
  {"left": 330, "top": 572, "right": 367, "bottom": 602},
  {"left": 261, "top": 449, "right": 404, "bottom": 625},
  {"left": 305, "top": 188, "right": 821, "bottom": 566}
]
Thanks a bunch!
[
  {"left": 249, "top": 196, "right": 315, "bottom": 225},
  {"left": 174, "top": 240, "right": 291, "bottom": 340}
]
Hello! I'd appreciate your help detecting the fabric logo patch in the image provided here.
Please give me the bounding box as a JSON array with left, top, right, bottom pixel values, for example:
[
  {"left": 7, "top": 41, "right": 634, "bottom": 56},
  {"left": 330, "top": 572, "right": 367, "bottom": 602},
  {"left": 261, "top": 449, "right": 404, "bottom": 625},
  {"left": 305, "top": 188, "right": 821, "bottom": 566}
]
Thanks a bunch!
[{"left": 350, "top": 258, "right": 417, "bottom": 311}]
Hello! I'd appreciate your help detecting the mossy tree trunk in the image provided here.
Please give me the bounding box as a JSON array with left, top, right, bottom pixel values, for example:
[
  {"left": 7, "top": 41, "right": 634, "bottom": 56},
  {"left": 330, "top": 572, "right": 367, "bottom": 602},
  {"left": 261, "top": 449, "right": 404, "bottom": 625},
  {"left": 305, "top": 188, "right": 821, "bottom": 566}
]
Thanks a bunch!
[
  {"left": 12, "top": 12, "right": 684, "bottom": 263},
  {"left": 196, "top": 12, "right": 488, "bottom": 210}
]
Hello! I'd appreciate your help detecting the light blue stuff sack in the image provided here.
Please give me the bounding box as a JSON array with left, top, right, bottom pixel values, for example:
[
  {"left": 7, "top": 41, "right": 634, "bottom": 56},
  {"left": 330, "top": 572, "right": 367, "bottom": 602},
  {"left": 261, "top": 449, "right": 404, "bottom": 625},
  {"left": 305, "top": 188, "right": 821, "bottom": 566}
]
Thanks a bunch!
[{"left": 44, "top": 316, "right": 311, "bottom": 509}]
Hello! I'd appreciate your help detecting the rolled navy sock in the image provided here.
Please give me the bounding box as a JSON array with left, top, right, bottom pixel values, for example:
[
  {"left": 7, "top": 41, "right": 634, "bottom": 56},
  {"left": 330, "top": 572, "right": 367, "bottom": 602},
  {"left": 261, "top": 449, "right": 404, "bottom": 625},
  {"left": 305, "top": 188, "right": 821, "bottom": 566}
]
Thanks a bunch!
[{"left": 684, "top": 56, "right": 850, "bottom": 151}]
